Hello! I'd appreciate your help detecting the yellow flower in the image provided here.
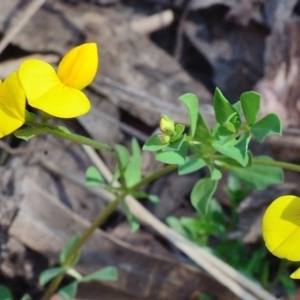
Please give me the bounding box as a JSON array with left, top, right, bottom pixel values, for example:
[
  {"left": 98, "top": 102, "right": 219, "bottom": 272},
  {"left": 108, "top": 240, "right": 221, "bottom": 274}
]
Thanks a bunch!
[
  {"left": 19, "top": 43, "right": 98, "bottom": 118},
  {"left": 160, "top": 114, "right": 175, "bottom": 135},
  {"left": 0, "top": 72, "right": 26, "bottom": 138},
  {"left": 262, "top": 195, "right": 300, "bottom": 278}
]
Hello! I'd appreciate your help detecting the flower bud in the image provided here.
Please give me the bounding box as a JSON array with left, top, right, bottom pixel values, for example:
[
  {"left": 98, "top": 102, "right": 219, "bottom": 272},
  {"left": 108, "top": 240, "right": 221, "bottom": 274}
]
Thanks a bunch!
[
  {"left": 160, "top": 114, "right": 175, "bottom": 135},
  {"left": 158, "top": 134, "right": 171, "bottom": 144}
]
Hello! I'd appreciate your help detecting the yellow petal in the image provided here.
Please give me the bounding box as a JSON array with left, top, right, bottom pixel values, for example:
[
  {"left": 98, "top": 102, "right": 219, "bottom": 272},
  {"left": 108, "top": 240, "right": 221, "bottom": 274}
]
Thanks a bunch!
[
  {"left": 27, "top": 83, "right": 90, "bottom": 118},
  {"left": 290, "top": 267, "right": 300, "bottom": 279},
  {"left": 19, "top": 59, "right": 61, "bottom": 104},
  {"left": 262, "top": 195, "right": 300, "bottom": 261},
  {"left": 57, "top": 43, "right": 98, "bottom": 90},
  {"left": 0, "top": 72, "right": 25, "bottom": 137}
]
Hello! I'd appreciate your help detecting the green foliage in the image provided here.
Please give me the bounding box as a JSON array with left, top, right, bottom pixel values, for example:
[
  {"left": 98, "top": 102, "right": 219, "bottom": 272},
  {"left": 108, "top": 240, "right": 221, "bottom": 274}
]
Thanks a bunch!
[
  {"left": 20, "top": 295, "right": 32, "bottom": 300},
  {"left": 82, "top": 266, "right": 117, "bottom": 282},
  {"left": 0, "top": 286, "right": 32, "bottom": 300},
  {"left": 178, "top": 157, "right": 206, "bottom": 175},
  {"left": 230, "top": 156, "right": 283, "bottom": 190},
  {"left": 86, "top": 166, "right": 104, "bottom": 186},
  {"left": 39, "top": 267, "right": 66, "bottom": 286},
  {"left": 0, "top": 285, "right": 13, "bottom": 300},
  {"left": 212, "top": 132, "right": 251, "bottom": 167},
  {"left": 213, "top": 88, "right": 239, "bottom": 127},
  {"left": 191, "top": 178, "right": 217, "bottom": 214},
  {"left": 147, "top": 194, "right": 160, "bottom": 205},
  {"left": 251, "top": 113, "right": 282, "bottom": 142},
  {"left": 58, "top": 281, "right": 78, "bottom": 300},
  {"left": 179, "top": 93, "right": 199, "bottom": 136},
  {"left": 144, "top": 87, "right": 283, "bottom": 215},
  {"left": 115, "top": 144, "right": 130, "bottom": 169},
  {"left": 124, "top": 139, "right": 142, "bottom": 187},
  {"left": 60, "top": 234, "right": 81, "bottom": 266},
  {"left": 167, "top": 198, "right": 226, "bottom": 246},
  {"left": 240, "top": 91, "right": 260, "bottom": 126},
  {"left": 143, "top": 134, "right": 167, "bottom": 151}
]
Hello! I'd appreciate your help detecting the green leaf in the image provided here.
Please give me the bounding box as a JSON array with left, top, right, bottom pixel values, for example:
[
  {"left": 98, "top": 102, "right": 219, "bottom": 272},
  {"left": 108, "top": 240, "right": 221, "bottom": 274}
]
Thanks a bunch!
[
  {"left": 279, "top": 273, "right": 296, "bottom": 298},
  {"left": 233, "top": 101, "right": 242, "bottom": 116},
  {"left": 210, "top": 167, "right": 222, "bottom": 180},
  {"left": 156, "top": 142, "right": 188, "bottom": 165},
  {"left": 58, "top": 281, "right": 78, "bottom": 300},
  {"left": 240, "top": 91, "right": 260, "bottom": 126},
  {"left": 57, "top": 126, "right": 71, "bottom": 134},
  {"left": 0, "top": 285, "right": 13, "bottom": 300},
  {"left": 121, "top": 200, "right": 140, "bottom": 232},
  {"left": 20, "top": 295, "right": 32, "bottom": 300},
  {"left": 179, "top": 93, "right": 199, "bottom": 136},
  {"left": 156, "top": 150, "right": 185, "bottom": 165},
  {"left": 251, "top": 113, "right": 282, "bottom": 143},
  {"left": 190, "top": 178, "right": 218, "bottom": 214},
  {"left": 194, "top": 112, "right": 212, "bottom": 139},
  {"left": 178, "top": 157, "right": 206, "bottom": 175},
  {"left": 82, "top": 266, "right": 118, "bottom": 282},
  {"left": 147, "top": 194, "right": 160, "bottom": 205},
  {"left": 25, "top": 110, "right": 37, "bottom": 122},
  {"left": 86, "top": 166, "right": 104, "bottom": 186},
  {"left": 213, "top": 88, "right": 237, "bottom": 125},
  {"left": 14, "top": 128, "right": 35, "bottom": 141},
  {"left": 212, "top": 132, "right": 251, "bottom": 166},
  {"left": 143, "top": 135, "right": 167, "bottom": 151},
  {"left": 124, "top": 139, "right": 141, "bottom": 187},
  {"left": 163, "top": 135, "right": 185, "bottom": 151},
  {"left": 39, "top": 267, "right": 66, "bottom": 286},
  {"left": 173, "top": 123, "right": 185, "bottom": 138},
  {"left": 60, "top": 234, "right": 81, "bottom": 266},
  {"left": 166, "top": 216, "right": 188, "bottom": 237},
  {"left": 230, "top": 156, "right": 283, "bottom": 190},
  {"left": 115, "top": 144, "right": 130, "bottom": 169}
]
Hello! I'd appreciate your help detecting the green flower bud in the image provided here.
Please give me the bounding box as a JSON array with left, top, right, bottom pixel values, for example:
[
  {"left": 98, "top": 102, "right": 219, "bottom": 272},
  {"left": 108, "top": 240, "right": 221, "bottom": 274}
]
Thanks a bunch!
[
  {"left": 158, "top": 134, "right": 171, "bottom": 144},
  {"left": 160, "top": 114, "right": 175, "bottom": 135}
]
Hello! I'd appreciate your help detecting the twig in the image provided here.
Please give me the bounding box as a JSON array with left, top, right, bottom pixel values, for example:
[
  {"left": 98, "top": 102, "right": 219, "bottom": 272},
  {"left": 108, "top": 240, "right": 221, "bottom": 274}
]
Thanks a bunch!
[
  {"left": 131, "top": 9, "right": 174, "bottom": 35},
  {"left": 0, "top": 0, "right": 46, "bottom": 54},
  {"left": 174, "top": 0, "right": 192, "bottom": 61}
]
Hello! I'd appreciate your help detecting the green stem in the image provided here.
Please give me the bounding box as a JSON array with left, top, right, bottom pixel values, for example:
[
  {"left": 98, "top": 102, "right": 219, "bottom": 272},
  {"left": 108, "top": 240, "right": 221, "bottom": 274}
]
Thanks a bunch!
[
  {"left": 129, "top": 164, "right": 178, "bottom": 190},
  {"left": 113, "top": 151, "right": 127, "bottom": 189},
  {"left": 17, "top": 125, "right": 113, "bottom": 153},
  {"left": 41, "top": 194, "right": 123, "bottom": 300},
  {"left": 48, "top": 128, "right": 113, "bottom": 153},
  {"left": 252, "top": 158, "right": 300, "bottom": 173}
]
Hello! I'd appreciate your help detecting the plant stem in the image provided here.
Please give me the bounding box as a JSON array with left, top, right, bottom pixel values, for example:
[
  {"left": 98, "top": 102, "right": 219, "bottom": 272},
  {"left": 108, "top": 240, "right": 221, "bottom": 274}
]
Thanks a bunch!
[
  {"left": 41, "top": 194, "right": 123, "bottom": 300},
  {"left": 113, "top": 151, "right": 127, "bottom": 189},
  {"left": 47, "top": 128, "right": 113, "bottom": 153},
  {"left": 252, "top": 158, "right": 300, "bottom": 173},
  {"left": 129, "top": 164, "right": 178, "bottom": 190}
]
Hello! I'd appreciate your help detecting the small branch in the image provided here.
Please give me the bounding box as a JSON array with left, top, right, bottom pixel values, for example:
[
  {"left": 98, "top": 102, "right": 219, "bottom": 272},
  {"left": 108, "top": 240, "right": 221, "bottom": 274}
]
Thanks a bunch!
[
  {"left": 130, "top": 10, "right": 174, "bottom": 35},
  {"left": 0, "top": 0, "right": 47, "bottom": 54}
]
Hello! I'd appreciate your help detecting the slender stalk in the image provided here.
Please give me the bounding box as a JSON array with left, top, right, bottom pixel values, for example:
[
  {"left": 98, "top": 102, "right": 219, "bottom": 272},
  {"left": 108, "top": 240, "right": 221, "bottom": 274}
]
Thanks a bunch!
[
  {"left": 47, "top": 128, "right": 113, "bottom": 153},
  {"left": 129, "top": 164, "right": 178, "bottom": 190},
  {"left": 113, "top": 151, "right": 127, "bottom": 189},
  {"left": 41, "top": 195, "right": 123, "bottom": 300},
  {"left": 252, "top": 158, "right": 300, "bottom": 173},
  {"left": 17, "top": 125, "right": 113, "bottom": 152}
]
